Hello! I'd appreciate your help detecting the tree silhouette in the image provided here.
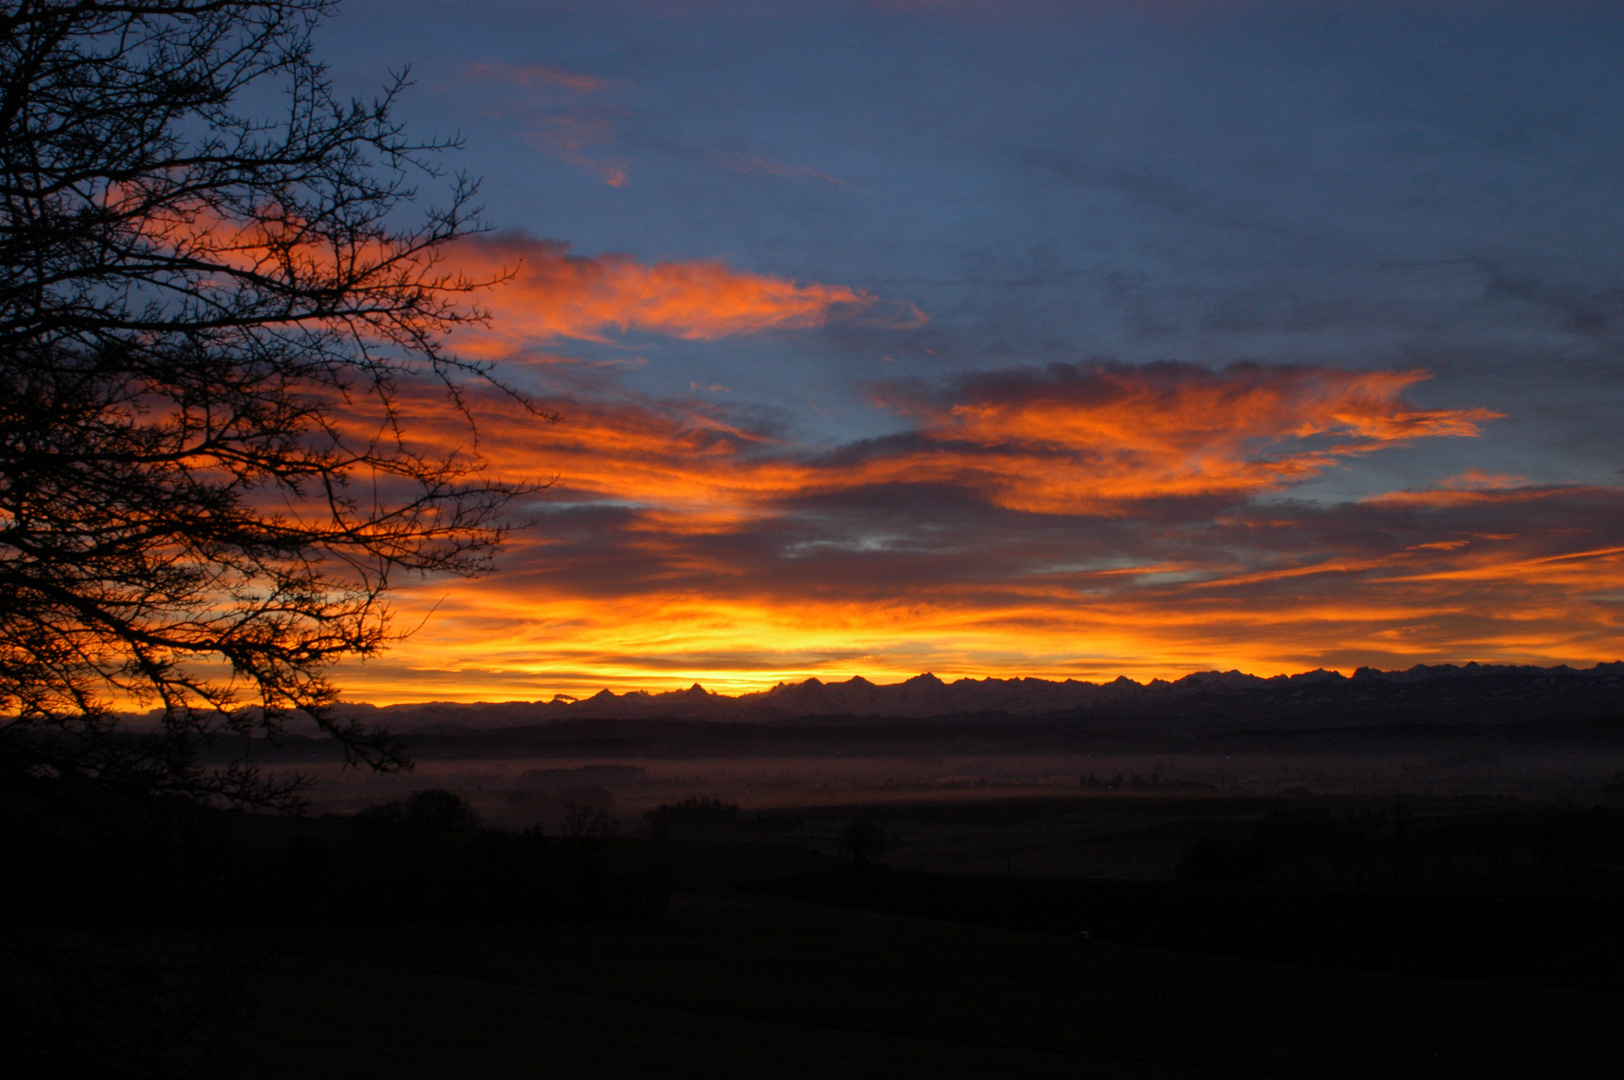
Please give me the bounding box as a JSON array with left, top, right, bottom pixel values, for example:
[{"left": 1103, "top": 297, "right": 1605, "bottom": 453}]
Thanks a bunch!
[
  {"left": 3, "top": 4, "right": 548, "bottom": 1072},
  {"left": 0, "top": 0, "right": 543, "bottom": 808},
  {"left": 840, "top": 814, "right": 889, "bottom": 869}
]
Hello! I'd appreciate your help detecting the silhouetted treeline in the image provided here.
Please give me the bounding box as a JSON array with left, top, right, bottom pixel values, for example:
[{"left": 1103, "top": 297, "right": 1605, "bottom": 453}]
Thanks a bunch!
[
  {"left": 1175, "top": 802, "right": 1624, "bottom": 887},
  {"left": 643, "top": 795, "right": 742, "bottom": 839},
  {"left": 1081, "top": 771, "right": 1216, "bottom": 792},
  {"left": 296, "top": 793, "right": 663, "bottom": 923},
  {"left": 2, "top": 784, "right": 669, "bottom": 934}
]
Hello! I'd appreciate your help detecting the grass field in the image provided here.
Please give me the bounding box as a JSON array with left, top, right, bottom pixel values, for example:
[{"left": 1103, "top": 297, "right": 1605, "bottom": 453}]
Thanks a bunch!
[
  {"left": 240, "top": 906, "right": 1622, "bottom": 1079},
  {"left": 19, "top": 789, "right": 1618, "bottom": 1077},
  {"left": 227, "top": 793, "right": 1624, "bottom": 1080}
]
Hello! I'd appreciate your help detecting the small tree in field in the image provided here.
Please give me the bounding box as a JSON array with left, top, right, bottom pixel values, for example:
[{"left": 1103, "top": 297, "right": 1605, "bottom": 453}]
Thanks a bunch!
[
  {"left": 0, "top": 0, "right": 543, "bottom": 809},
  {"left": 840, "top": 815, "right": 889, "bottom": 869}
]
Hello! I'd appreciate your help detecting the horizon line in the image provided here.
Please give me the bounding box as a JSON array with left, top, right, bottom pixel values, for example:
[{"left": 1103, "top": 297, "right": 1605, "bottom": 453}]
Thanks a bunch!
[{"left": 333, "top": 658, "right": 1624, "bottom": 708}]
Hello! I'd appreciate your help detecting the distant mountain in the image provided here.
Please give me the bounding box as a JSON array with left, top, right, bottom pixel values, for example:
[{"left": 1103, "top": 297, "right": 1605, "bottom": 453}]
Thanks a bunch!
[{"left": 335, "top": 661, "right": 1624, "bottom": 732}]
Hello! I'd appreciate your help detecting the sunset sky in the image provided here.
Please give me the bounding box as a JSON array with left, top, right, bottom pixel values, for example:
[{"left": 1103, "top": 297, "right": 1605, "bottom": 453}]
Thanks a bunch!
[{"left": 319, "top": 1, "right": 1624, "bottom": 702}]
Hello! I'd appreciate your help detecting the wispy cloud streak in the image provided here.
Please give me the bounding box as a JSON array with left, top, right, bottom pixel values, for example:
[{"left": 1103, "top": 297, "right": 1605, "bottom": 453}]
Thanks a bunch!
[
  {"left": 720, "top": 151, "right": 856, "bottom": 188},
  {"left": 458, "top": 60, "right": 629, "bottom": 186}
]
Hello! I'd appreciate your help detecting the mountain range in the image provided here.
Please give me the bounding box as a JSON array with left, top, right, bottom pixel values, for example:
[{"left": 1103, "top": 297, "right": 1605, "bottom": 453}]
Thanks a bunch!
[{"left": 334, "top": 662, "right": 1624, "bottom": 734}]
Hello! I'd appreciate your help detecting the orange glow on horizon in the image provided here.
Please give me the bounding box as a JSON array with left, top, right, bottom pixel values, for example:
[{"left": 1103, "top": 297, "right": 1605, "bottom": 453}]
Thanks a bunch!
[
  {"left": 314, "top": 360, "right": 1624, "bottom": 704},
  {"left": 333, "top": 525, "right": 1624, "bottom": 704}
]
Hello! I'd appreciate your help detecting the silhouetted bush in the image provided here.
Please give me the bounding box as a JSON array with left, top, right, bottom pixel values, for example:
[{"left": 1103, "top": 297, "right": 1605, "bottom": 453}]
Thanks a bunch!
[
  {"left": 354, "top": 788, "right": 480, "bottom": 832},
  {"left": 561, "top": 802, "right": 619, "bottom": 838},
  {"left": 840, "top": 815, "right": 890, "bottom": 869},
  {"left": 644, "top": 796, "right": 741, "bottom": 839},
  {"left": 336, "top": 798, "right": 664, "bottom": 924},
  {"left": 1084, "top": 772, "right": 1215, "bottom": 793}
]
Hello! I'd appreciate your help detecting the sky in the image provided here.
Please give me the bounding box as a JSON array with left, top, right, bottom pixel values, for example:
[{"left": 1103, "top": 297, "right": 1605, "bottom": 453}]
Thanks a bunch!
[{"left": 316, "top": 0, "right": 1624, "bottom": 701}]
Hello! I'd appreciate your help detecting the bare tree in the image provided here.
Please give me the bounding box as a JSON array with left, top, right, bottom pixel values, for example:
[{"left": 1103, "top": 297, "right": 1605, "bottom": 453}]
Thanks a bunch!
[{"left": 0, "top": 0, "right": 542, "bottom": 808}]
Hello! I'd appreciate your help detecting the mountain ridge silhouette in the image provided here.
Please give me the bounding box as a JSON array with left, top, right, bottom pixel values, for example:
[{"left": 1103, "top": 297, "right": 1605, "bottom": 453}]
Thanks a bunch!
[{"left": 326, "top": 661, "right": 1624, "bottom": 732}]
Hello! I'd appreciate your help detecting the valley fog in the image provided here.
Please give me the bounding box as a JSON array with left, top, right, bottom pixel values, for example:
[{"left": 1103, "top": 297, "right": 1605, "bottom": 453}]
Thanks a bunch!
[{"left": 306, "top": 748, "right": 1624, "bottom": 820}]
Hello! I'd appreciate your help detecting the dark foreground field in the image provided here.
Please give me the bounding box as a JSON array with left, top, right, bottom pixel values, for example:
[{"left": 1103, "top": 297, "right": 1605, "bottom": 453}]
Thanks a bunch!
[
  {"left": 240, "top": 910, "right": 1618, "bottom": 1080},
  {"left": 227, "top": 791, "right": 1623, "bottom": 1079},
  {"left": 10, "top": 791, "right": 1624, "bottom": 1078}
]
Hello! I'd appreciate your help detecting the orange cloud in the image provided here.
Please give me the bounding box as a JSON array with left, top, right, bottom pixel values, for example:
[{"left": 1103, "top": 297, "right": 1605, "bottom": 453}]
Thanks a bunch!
[
  {"left": 350, "top": 362, "right": 1499, "bottom": 532},
  {"left": 866, "top": 363, "right": 1499, "bottom": 513},
  {"left": 371, "top": 362, "right": 1498, "bottom": 531},
  {"left": 448, "top": 234, "right": 875, "bottom": 354},
  {"left": 111, "top": 202, "right": 891, "bottom": 359},
  {"left": 464, "top": 362, "right": 1489, "bottom": 518},
  {"left": 315, "top": 364, "right": 1619, "bottom": 705}
]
